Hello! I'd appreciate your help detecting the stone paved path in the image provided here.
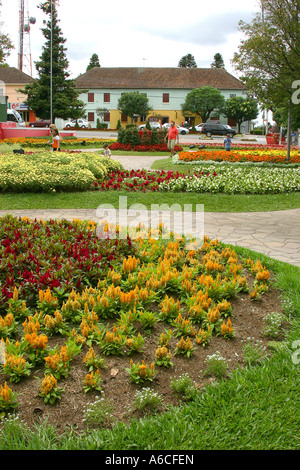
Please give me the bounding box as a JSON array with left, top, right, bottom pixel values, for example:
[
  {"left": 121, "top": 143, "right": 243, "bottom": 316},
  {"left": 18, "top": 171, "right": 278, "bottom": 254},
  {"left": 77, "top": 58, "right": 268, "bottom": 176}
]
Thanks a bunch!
[{"left": 0, "top": 153, "right": 299, "bottom": 267}]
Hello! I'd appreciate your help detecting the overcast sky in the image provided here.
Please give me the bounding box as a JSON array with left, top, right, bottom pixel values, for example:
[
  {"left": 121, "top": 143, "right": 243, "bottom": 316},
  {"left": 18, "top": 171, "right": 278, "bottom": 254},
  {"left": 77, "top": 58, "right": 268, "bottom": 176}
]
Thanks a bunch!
[{"left": 1, "top": 0, "right": 261, "bottom": 79}]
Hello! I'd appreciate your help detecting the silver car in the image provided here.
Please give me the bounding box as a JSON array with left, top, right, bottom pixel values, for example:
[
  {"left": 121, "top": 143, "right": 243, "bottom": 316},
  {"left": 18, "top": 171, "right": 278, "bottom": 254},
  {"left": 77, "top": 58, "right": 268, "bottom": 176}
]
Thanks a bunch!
[{"left": 162, "top": 123, "right": 189, "bottom": 135}]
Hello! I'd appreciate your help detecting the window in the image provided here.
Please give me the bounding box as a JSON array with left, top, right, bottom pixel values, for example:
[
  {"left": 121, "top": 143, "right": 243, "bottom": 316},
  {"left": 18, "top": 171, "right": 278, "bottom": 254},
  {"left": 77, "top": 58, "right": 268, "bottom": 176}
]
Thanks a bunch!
[
  {"left": 163, "top": 93, "right": 169, "bottom": 103},
  {"left": 88, "top": 93, "right": 94, "bottom": 103},
  {"left": 230, "top": 94, "right": 236, "bottom": 98},
  {"left": 104, "top": 93, "right": 110, "bottom": 103},
  {"left": 121, "top": 113, "right": 128, "bottom": 122},
  {"left": 88, "top": 112, "right": 94, "bottom": 122},
  {"left": 104, "top": 112, "right": 110, "bottom": 122}
]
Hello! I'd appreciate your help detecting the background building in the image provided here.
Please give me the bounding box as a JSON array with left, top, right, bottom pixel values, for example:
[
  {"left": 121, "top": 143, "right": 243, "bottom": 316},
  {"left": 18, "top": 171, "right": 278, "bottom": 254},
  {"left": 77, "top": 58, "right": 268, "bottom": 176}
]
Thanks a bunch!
[
  {"left": 0, "top": 67, "right": 35, "bottom": 122},
  {"left": 75, "top": 67, "right": 247, "bottom": 130}
]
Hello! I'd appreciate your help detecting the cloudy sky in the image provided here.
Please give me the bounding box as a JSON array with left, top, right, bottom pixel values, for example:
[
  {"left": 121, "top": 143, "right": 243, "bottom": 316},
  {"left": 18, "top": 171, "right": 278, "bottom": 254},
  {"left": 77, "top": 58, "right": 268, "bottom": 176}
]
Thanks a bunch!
[{"left": 1, "top": 0, "right": 261, "bottom": 79}]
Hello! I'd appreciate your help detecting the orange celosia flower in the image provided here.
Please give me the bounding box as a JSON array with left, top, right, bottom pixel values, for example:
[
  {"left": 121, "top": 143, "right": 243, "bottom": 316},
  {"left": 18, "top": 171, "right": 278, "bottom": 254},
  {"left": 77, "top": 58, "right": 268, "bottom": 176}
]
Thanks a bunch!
[{"left": 41, "top": 374, "right": 57, "bottom": 396}]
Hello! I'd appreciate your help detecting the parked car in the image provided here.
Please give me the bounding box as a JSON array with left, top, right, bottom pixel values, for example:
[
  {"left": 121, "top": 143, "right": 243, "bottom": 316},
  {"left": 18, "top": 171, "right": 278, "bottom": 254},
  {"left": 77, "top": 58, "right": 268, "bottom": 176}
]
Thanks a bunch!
[
  {"left": 189, "top": 123, "right": 204, "bottom": 132},
  {"left": 29, "top": 119, "right": 51, "bottom": 128},
  {"left": 200, "top": 123, "right": 236, "bottom": 138},
  {"left": 64, "top": 119, "right": 89, "bottom": 128},
  {"left": 138, "top": 122, "right": 161, "bottom": 130},
  {"left": 162, "top": 123, "right": 189, "bottom": 135}
]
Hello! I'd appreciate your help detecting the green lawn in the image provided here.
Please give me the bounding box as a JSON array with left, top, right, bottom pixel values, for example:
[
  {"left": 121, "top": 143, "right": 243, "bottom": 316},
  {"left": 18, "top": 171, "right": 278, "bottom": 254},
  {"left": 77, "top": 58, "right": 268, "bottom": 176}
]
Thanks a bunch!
[
  {"left": 0, "top": 190, "right": 299, "bottom": 213},
  {"left": 0, "top": 247, "right": 299, "bottom": 450}
]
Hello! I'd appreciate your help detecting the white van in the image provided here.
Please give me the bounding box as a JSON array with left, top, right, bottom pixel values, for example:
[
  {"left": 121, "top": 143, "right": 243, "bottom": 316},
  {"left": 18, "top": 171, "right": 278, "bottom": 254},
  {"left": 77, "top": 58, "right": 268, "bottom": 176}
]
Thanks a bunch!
[{"left": 7, "top": 109, "right": 25, "bottom": 127}]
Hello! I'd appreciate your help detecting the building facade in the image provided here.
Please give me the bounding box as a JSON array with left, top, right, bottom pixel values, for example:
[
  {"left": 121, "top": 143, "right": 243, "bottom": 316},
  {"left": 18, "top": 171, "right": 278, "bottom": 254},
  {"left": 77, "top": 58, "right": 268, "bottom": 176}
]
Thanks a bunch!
[
  {"left": 0, "top": 67, "right": 35, "bottom": 122},
  {"left": 75, "top": 67, "right": 247, "bottom": 130}
]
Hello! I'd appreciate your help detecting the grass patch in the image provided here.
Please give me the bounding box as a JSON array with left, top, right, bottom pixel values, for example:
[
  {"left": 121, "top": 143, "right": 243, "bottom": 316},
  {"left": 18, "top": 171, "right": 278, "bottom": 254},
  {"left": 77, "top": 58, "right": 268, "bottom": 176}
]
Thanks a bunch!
[{"left": 0, "top": 190, "right": 299, "bottom": 213}]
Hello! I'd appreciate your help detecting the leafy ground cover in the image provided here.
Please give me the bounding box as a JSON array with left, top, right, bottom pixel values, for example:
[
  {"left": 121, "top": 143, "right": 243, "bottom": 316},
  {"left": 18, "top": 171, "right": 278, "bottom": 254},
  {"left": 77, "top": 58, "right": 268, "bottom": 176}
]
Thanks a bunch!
[{"left": 0, "top": 215, "right": 292, "bottom": 444}]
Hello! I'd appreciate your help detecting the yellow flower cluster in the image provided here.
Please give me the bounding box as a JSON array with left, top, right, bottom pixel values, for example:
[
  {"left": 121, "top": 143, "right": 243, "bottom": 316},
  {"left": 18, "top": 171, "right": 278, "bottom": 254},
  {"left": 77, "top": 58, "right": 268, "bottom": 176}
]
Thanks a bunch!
[
  {"left": 0, "top": 312, "right": 14, "bottom": 328},
  {"left": 4, "top": 354, "right": 26, "bottom": 371},
  {"left": 44, "top": 346, "right": 69, "bottom": 371},
  {"left": 24, "top": 332, "right": 48, "bottom": 350},
  {"left": 0, "top": 382, "right": 12, "bottom": 403},
  {"left": 221, "top": 318, "right": 234, "bottom": 338},
  {"left": 23, "top": 314, "right": 40, "bottom": 334},
  {"left": 41, "top": 374, "right": 57, "bottom": 396},
  {"left": 123, "top": 256, "right": 139, "bottom": 273},
  {"left": 44, "top": 310, "right": 63, "bottom": 330},
  {"left": 155, "top": 346, "right": 172, "bottom": 361}
]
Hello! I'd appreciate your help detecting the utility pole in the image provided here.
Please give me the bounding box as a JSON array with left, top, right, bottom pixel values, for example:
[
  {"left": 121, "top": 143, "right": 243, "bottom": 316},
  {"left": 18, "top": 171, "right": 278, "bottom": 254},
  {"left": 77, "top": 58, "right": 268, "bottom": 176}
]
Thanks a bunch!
[
  {"left": 18, "top": 0, "right": 25, "bottom": 71},
  {"left": 18, "top": 0, "right": 36, "bottom": 75}
]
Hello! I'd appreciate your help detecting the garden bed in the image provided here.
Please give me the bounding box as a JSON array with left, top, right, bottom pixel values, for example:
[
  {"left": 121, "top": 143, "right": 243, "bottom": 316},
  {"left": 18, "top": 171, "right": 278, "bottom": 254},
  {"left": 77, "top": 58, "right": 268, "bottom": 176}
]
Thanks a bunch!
[
  {"left": 0, "top": 152, "right": 123, "bottom": 193},
  {"left": 178, "top": 148, "right": 300, "bottom": 164},
  {"left": 98, "top": 166, "right": 300, "bottom": 194},
  {"left": 0, "top": 215, "right": 288, "bottom": 433}
]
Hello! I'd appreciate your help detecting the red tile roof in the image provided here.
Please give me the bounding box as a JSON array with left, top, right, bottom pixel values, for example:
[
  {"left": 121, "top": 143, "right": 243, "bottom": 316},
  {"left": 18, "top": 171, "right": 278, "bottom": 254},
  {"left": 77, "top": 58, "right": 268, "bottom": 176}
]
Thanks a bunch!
[
  {"left": 75, "top": 67, "right": 246, "bottom": 90},
  {"left": 0, "top": 67, "right": 34, "bottom": 84}
]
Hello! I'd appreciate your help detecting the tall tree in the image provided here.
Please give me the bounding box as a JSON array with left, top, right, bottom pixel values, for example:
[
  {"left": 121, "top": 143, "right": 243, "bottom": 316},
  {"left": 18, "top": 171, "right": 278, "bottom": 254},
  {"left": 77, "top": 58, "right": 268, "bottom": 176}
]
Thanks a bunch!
[
  {"left": 211, "top": 53, "right": 225, "bottom": 69},
  {"left": 0, "top": 1, "right": 14, "bottom": 65},
  {"left": 22, "top": 0, "right": 85, "bottom": 122},
  {"left": 181, "top": 87, "right": 225, "bottom": 123},
  {"left": 86, "top": 53, "right": 101, "bottom": 71},
  {"left": 223, "top": 96, "right": 259, "bottom": 133},
  {"left": 232, "top": 0, "right": 300, "bottom": 157},
  {"left": 178, "top": 54, "right": 197, "bottom": 68},
  {"left": 117, "top": 92, "right": 152, "bottom": 124}
]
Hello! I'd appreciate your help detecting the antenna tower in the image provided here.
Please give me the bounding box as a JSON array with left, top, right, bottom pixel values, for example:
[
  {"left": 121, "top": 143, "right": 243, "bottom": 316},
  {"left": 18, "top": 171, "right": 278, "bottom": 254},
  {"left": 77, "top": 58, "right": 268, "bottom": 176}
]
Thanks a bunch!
[{"left": 18, "top": 0, "right": 36, "bottom": 76}]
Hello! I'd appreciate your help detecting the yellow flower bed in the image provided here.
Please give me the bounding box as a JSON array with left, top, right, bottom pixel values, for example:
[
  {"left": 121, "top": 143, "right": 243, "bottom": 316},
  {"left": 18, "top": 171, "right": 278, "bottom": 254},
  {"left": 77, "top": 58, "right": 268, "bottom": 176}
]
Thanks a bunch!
[{"left": 0, "top": 151, "right": 121, "bottom": 192}]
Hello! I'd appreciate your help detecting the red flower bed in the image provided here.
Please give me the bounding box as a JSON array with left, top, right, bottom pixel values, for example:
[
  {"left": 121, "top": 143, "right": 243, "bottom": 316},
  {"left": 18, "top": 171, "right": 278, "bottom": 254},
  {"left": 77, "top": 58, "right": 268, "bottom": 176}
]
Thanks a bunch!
[
  {"left": 109, "top": 143, "right": 183, "bottom": 152},
  {"left": 0, "top": 216, "right": 135, "bottom": 308},
  {"left": 99, "top": 169, "right": 215, "bottom": 192}
]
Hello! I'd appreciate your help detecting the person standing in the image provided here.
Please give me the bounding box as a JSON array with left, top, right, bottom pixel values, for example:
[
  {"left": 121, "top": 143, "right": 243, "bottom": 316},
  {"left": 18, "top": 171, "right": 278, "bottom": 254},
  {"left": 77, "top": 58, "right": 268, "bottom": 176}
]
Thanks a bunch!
[
  {"left": 49, "top": 124, "right": 61, "bottom": 152},
  {"left": 224, "top": 133, "right": 231, "bottom": 151},
  {"left": 167, "top": 121, "right": 179, "bottom": 157}
]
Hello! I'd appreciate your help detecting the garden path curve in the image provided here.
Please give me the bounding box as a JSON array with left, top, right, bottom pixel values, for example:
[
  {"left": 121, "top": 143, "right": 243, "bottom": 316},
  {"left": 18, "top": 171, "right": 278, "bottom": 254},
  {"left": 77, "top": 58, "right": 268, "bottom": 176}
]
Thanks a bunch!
[
  {"left": 0, "top": 208, "right": 299, "bottom": 268},
  {"left": 0, "top": 154, "right": 299, "bottom": 267}
]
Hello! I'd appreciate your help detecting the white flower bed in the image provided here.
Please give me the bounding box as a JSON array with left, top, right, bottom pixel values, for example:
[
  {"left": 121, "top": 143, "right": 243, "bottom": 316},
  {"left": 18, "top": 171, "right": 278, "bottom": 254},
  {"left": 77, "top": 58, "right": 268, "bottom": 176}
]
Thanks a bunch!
[{"left": 159, "top": 165, "right": 300, "bottom": 194}]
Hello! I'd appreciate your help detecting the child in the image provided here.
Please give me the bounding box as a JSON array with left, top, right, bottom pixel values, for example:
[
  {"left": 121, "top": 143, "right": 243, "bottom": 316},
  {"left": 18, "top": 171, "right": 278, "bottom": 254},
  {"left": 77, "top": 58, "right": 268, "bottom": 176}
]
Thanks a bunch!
[
  {"left": 49, "top": 124, "right": 61, "bottom": 152},
  {"left": 224, "top": 133, "right": 231, "bottom": 151},
  {"left": 102, "top": 143, "right": 111, "bottom": 158}
]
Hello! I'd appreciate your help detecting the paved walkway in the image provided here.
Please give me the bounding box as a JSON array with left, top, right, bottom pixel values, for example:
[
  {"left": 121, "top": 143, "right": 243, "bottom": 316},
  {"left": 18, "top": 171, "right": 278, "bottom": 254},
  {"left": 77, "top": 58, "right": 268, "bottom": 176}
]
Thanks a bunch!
[
  {"left": 0, "top": 207, "right": 299, "bottom": 267},
  {"left": 0, "top": 154, "right": 299, "bottom": 267}
]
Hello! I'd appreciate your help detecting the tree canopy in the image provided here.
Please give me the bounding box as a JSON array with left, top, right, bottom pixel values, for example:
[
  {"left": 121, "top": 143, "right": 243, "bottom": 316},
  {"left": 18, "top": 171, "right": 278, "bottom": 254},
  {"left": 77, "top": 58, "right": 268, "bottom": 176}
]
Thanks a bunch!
[
  {"left": 86, "top": 53, "right": 101, "bottom": 71},
  {"left": 22, "top": 0, "right": 85, "bottom": 122},
  {"left": 181, "top": 87, "right": 225, "bottom": 123},
  {"left": 178, "top": 54, "right": 197, "bottom": 68},
  {"left": 223, "top": 96, "right": 259, "bottom": 132},
  {"left": 211, "top": 53, "right": 225, "bottom": 69},
  {"left": 232, "top": 0, "right": 300, "bottom": 119},
  {"left": 118, "top": 92, "right": 152, "bottom": 123}
]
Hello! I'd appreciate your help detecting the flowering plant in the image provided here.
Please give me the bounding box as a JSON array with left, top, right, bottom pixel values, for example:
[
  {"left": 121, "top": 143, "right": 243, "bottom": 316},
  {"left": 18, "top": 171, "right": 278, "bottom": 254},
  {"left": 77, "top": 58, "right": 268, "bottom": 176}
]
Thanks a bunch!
[
  {"left": 83, "top": 369, "right": 103, "bottom": 393},
  {"left": 0, "top": 381, "right": 19, "bottom": 414},
  {"left": 39, "top": 374, "right": 64, "bottom": 405},
  {"left": 126, "top": 359, "right": 156, "bottom": 384}
]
